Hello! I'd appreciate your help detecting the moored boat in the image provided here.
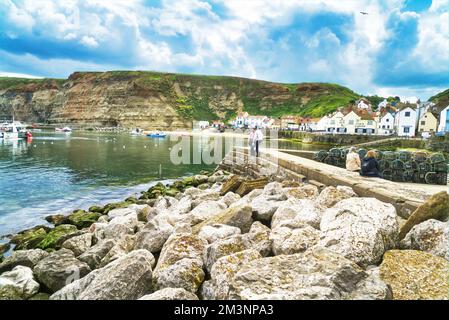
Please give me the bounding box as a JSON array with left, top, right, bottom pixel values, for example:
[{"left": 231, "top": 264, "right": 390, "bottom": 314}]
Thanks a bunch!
[
  {"left": 147, "top": 131, "right": 167, "bottom": 138},
  {"left": 55, "top": 127, "right": 72, "bottom": 132}
]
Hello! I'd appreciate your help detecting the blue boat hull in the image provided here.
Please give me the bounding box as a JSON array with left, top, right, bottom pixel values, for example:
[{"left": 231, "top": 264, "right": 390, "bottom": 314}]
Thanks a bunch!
[{"left": 147, "top": 133, "right": 167, "bottom": 138}]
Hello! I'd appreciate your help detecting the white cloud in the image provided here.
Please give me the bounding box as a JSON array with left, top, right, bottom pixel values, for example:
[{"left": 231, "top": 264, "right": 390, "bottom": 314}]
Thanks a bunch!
[
  {"left": 0, "top": 71, "right": 43, "bottom": 79},
  {"left": 80, "top": 35, "right": 99, "bottom": 47}
]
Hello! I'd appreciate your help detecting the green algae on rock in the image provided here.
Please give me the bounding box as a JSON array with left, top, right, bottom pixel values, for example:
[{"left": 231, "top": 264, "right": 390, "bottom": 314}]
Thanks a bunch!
[
  {"left": 67, "top": 210, "right": 101, "bottom": 229},
  {"left": 10, "top": 226, "right": 50, "bottom": 250},
  {"left": 35, "top": 225, "right": 78, "bottom": 251}
]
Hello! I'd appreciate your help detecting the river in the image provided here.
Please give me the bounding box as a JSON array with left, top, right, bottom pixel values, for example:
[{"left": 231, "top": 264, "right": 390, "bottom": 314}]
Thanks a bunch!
[{"left": 0, "top": 130, "right": 323, "bottom": 236}]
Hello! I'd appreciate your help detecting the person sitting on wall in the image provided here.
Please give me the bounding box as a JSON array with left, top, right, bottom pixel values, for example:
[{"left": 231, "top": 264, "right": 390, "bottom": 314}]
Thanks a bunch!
[
  {"left": 346, "top": 147, "right": 361, "bottom": 172},
  {"left": 360, "top": 150, "right": 380, "bottom": 177}
]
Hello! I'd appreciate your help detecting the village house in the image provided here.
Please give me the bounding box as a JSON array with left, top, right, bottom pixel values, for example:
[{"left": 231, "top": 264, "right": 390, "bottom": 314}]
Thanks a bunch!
[
  {"left": 271, "top": 118, "right": 281, "bottom": 130},
  {"left": 418, "top": 111, "right": 439, "bottom": 135},
  {"left": 437, "top": 105, "right": 449, "bottom": 134},
  {"left": 395, "top": 107, "right": 418, "bottom": 137},
  {"left": 316, "top": 115, "right": 330, "bottom": 131},
  {"left": 356, "top": 98, "right": 371, "bottom": 110},
  {"left": 343, "top": 111, "right": 361, "bottom": 134},
  {"left": 232, "top": 112, "right": 270, "bottom": 129},
  {"left": 299, "top": 117, "right": 320, "bottom": 131},
  {"left": 377, "top": 111, "right": 395, "bottom": 135},
  {"left": 280, "top": 115, "right": 301, "bottom": 130},
  {"left": 233, "top": 112, "right": 249, "bottom": 128},
  {"left": 378, "top": 99, "right": 388, "bottom": 110},
  {"left": 326, "top": 111, "right": 346, "bottom": 133},
  {"left": 355, "top": 114, "right": 377, "bottom": 135}
]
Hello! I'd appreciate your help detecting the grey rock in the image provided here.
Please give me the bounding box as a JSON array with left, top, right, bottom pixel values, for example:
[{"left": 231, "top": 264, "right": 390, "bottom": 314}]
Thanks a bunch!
[
  {"left": 139, "top": 287, "right": 198, "bottom": 300},
  {"left": 0, "top": 266, "right": 40, "bottom": 300}
]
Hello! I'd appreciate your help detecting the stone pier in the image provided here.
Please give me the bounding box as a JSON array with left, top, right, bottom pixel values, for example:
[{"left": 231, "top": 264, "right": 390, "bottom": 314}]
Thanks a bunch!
[{"left": 218, "top": 147, "right": 448, "bottom": 219}]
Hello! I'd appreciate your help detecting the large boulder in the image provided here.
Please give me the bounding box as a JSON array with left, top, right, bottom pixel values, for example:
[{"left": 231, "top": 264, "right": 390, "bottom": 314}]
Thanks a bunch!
[
  {"left": 220, "top": 192, "right": 241, "bottom": 207},
  {"left": 283, "top": 184, "right": 319, "bottom": 200},
  {"left": 76, "top": 239, "right": 116, "bottom": 270},
  {"left": 203, "top": 235, "right": 248, "bottom": 272},
  {"left": 50, "top": 250, "right": 154, "bottom": 300},
  {"left": 319, "top": 198, "right": 398, "bottom": 267},
  {"left": 34, "top": 248, "right": 91, "bottom": 292},
  {"left": 201, "top": 249, "right": 262, "bottom": 300},
  {"left": 251, "top": 193, "right": 287, "bottom": 222},
  {"left": 228, "top": 247, "right": 367, "bottom": 300},
  {"left": 35, "top": 224, "right": 80, "bottom": 250},
  {"left": 192, "top": 205, "right": 253, "bottom": 234},
  {"left": 62, "top": 233, "right": 93, "bottom": 257},
  {"left": 191, "top": 192, "right": 221, "bottom": 208},
  {"left": 229, "top": 189, "right": 263, "bottom": 209},
  {"left": 0, "top": 249, "right": 49, "bottom": 274},
  {"left": 98, "top": 235, "right": 143, "bottom": 268},
  {"left": 107, "top": 207, "right": 135, "bottom": 219},
  {"left": 198, "top": 224, "right": 241, "bottom": 244},
  {"left": 243, "top": 222, "right": 272, "bottom": 257},
  {"left": 100, "top": 213, "right": 138, "bottom": 241},
  {"left": 400, "top": 219, "right": 449, "bottom": 261},
  {"left": 379, "top": 250, "right": 449, "bottom": 300},
  {"left": 139, "top": 288, "right": 198, "bottom": 300},
  {"left": 189, "top": 200, "right": 227, "bottom": 225},
  {"left": 0, "top": 266, "right": 40, "bottom": 300},
  {"left": 9, "top": 226, "right": 51, "bottom": 250},
  {"left": 153, "top": 233, "right": 207, "bottom": 293},
  {"left": 315, "top": 186, "right": 356, "bottom": 208},
  {"left": 270, "top": 224, "right": 320, "bottom": 256},
  {"left": 66, "top": 210, "right": 101, "bottom": 229},
  {"left": 272, "top": 198, "right": 324, "bottom": 229},
  {"left": 134, "top": 220, "right": 174, "bottom": 253},
  {"left": 398, "top": 191, "right": 449, "bottom": 240}
]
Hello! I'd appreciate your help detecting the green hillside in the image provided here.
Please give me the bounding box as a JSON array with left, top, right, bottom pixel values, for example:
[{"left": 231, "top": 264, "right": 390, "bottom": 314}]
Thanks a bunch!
[{"left": 429, "top": 89, "right": 449, "bottom": 109}]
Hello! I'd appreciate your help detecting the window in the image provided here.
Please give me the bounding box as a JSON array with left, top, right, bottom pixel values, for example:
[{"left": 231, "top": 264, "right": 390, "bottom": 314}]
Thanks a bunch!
[
  {"left": 405, "top": 112, "right": 411, "bottom": 117},
  {"left": 404, "top": 127, "right": 410, "bottom": 133},
  {"left": 368, "top": 121, "right": 373, "bottom": 125},
  {"left": 387, "top": 125, "right": 390, "bottom": 129},
  {"left": 386, "top": 118, "right": 390, "bottom": 122},
  {"left": 421, "top": 121, "right": 425, "bottom": 125},
  {"left": 348, "top": 120, "right": 354, "bottom": 125},
  {"left": 382, "top": 125, "right": 386, "bottom": 129}
]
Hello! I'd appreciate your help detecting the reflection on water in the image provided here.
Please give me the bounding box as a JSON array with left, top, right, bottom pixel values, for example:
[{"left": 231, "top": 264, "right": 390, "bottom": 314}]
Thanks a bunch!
[{"left": 0, "top": 131, "right": 322, "bottom": 236}]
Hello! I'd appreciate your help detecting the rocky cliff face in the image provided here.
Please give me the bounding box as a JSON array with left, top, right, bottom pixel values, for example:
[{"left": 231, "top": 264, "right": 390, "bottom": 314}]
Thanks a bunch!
[{"left": 0, "top": 71, "right": 360, "bottom": 129}]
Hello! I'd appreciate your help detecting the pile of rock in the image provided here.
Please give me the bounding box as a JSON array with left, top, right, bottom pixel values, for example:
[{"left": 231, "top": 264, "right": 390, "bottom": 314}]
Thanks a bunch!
[{"left": 1, "top": 170, "right": 448, "bottom": 300}]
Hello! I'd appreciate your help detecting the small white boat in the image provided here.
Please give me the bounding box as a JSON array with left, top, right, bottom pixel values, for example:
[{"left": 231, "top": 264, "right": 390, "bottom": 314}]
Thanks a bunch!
[
  {"left": 130, "top": 128, "right": 144, "bottom": 135},
  {"left": 55, "top": 127, "right": 72, "bottom": 133},
  {"left": 0, "top": 121, "right": 29, "bottom": 140}
]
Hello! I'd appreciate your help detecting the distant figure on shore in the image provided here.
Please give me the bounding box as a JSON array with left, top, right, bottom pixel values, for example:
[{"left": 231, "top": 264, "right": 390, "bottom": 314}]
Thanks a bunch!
[
  {"left": 254, "top": 127, "right": 263, "bottom": 157},
  {"left": 360, "top": 150, "right": 380, "bottom": 177},
  {"left": 346, "top": 147, "right": 361, "bottom": 172},
  {"left": 248, "top": 128, "right": 256, "bottom": 156}
]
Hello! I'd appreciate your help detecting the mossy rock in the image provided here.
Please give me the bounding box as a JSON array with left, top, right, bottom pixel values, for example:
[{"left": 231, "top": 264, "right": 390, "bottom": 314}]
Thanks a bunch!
[
  {"left": 28, "top": 293, "right": 51, "bottom": 300},
  {"left": 124, "top": 197, "right": 138, "bottom": 204},
  {"left": 10, "top": 226, "right": 50, "bottom": 250},
  {"left": 197, "top": 183, "right": 211, "bottom": 190},
  {"left": 0, "top": 243, "right": 10, "bottom": 255},
  {"left": 172, "top": 180, "right": 187, "bottom": 192},
  {"left": 67, "top": 210, "right": 101, "bottom": 229},
  {"left": 103, "top": 201, "right": 133, "bottom": 214},
  {"left": 182, "top": 176, "right": 197, "bottom": 187},
  {"left": 165, "top": 188, "right": 180, "bottom": 197},
  {"left": 45, "top": 214, "right": 69, "bottom": 226},
  {"left": 35, "top": 224, "right": 78, "bottom": 250},
  {"left": 399, "top": 191, "right": 449, "bottom": 239},
  {"left": 88, "top": 205, "right": 104, "bottom": 214}
]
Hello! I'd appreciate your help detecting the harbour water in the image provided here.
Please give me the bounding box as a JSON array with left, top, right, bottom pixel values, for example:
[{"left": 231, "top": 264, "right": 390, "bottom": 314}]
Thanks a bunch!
[{"left": 0, "top": 130, "right": 322, "bottom": 236}]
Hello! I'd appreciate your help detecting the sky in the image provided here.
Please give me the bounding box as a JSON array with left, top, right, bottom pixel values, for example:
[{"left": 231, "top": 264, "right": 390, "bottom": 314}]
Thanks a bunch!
[{"left": 0, "top": 0, "right": 448, "bottom": 101}]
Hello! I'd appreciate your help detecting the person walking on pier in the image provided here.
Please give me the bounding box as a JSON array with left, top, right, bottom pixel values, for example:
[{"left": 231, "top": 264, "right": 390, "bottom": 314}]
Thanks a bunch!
[
  {"left": 254, "top": 127, "right": 264, "bottom": 157},
  {"left": 248, "top": 128, "right": 256, "bottom": 156},
  {"left": 346, "top": 147, "right": 361, "bottom": 172},
  {"left": 360, "top": 150, "right": 380, "bottom": 177}
]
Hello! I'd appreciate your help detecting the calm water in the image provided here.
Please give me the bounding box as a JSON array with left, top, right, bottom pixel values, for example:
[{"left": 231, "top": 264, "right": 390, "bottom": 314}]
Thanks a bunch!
[{"left": 0, "top": 131, "right": 321, "bottom": 236}]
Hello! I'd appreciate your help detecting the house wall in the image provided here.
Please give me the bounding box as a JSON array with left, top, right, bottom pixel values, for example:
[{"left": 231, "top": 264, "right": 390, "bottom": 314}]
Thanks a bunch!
[
  {"left": 438, "top": 106, "right": 449, "bottom": 133},
  {"left": 378, "top": 113, "right": 395, "bottom": 135},
  {"left": 418, "top": 112, "right": 438, "bottom": 133},
  {"left": 395, "top": 108, "right": 418, "bottom": 137}
]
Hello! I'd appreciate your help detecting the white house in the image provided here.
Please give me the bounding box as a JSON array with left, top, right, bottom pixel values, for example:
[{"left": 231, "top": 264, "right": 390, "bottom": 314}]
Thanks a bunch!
[
  {"left": 355, "top": 116, "right": 377, "bottom": 135},
  {"left": 316, "top": 116, "right": 330, "bottom": 131},
  {"left": 395, "top": 107, "right": 418, "bottom": 137},
  {"left": 232, "top": 112, "right": 269, "bottom": 128},
  {"left": 233, "top": 112, "right": 249, "bottom": 128},
  {"left": 378, "top": 99, "right": 388, "bottom": 110},
  {"left": 437, "top": 105, "right": 449, "bottom": 134},
  {"left": 343, "top": 111, "right": 361, "bottom": 134},
  {"left": 377, "top": 112, "right": 395, "bottom": 135},
  {"left": 327, "top": 111, "right": 346, "bottom": 133},
  {"left": 357, "top": 99, "right": 371, "bottom": 110}
]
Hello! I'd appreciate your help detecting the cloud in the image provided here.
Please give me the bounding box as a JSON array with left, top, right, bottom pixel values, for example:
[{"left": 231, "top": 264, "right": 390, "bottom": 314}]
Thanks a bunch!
[{"left": 0, "top": 0, "right": 447, "bottom": 100}]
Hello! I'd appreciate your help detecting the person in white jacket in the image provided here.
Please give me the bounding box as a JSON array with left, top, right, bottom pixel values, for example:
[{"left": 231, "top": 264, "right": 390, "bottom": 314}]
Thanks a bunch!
[
  {"left": 254, "top": 127, "right": 263, "bottom": 157},
  {"left": 346, "top": 147, "right": 361, "bottom": 172}
]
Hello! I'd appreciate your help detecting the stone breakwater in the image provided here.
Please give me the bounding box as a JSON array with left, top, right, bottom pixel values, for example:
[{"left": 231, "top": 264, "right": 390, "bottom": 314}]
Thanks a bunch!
[{"left": 0, "top": 169, "right": 448, "bottom": 300}]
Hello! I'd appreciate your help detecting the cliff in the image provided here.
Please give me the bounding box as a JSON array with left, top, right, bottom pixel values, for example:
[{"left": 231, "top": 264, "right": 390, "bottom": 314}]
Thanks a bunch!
[{"left": 0, "top": 71, "right": 360, "bottom": 129}]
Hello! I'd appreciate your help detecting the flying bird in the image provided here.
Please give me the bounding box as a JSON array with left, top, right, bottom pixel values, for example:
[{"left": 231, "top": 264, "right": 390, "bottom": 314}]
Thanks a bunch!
[{"left": 360, "top": 11, "right": 368, "bottom": 15}]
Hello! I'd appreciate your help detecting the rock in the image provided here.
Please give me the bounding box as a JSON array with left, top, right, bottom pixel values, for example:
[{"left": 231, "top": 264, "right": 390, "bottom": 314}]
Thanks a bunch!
[
  {"left": 191, "top": 191, "right": 221, "bottom": 208},
  {"left": 336, "top": 185, "right": 358, "bottom": 198},
  {"left": 10, "top": 226, "right": 50, "bottom": 250},
  {"left": 173, "top": 196, "right": 192, "bottom": 214},
  {"left": 153, "top": 233, "right": 207, "bottom": 293},
  {"left": 251, "top": 193, "right": 287, "bottom": 222},
  {"left": 220, "top": 192, "right": 241, "bottom": 207},
  {"left": 88, "top": 205, "right": 104, "bottom": 214},
  {"left": 130, "top": 205, "right": 151, "bottom": 222},
  {"left": 67, "top": 210, "right": 101, "bottom": 229},
  {"left": 229, "top": 189, "right": 263, "bottom": 209},
  {"left": 398, "top": 191, "right": 449, "bottom": 240},
  {"left": 315, "top": 186, "right": 355, "bottom": 208},
  {"left": 77, "top": 240, "right": 116, "bottom": 270},
  {"left": 35, "top": 224, "right": 79, "bottom": 251},
  {"left": 379, "top": 250, "right": 449, "bottom": 300},
  {"left": 350, "top": 267, "right": 392, "bottom": 300},
  {"left": 97, "top": 215, "right": 109, "bottom": 223},
  {"left": 201, "top": 249, "right": 262, "bottom": 300},
  {"left": 107, "top": 207, "right": 135, "bottom": 219},
  {"left": 139, "top": 287, "right": 198, "bottom": 300},
  {"left": 0, "top": 266, "right": 40, "bottom": 300},
  {"left": 319, "top": 198, "right": 398, "bottom": 267},
  {"left": 0, "top": 243, "right": 10, "bottom": 255},
  {"left": 183, "top": 187, "right": 205, "bottom": 199},
  {"left": 0, "top": 249, "right": 49, "bottom": 274},
  {"left": 102, "top": 200, "right": 135, "bottom": 214},
  {"left": 198, "top": 224, "right": 241, "bottom": 244},
  {"left": 50, "top": 250, "right": 154, "bottom": 300},
  {"left": 190, "top": 200, "right": 227, "bottom": 224},
  {"left": 134, "top": 220, "right": 174, "bottom": 253},
  {"left": 281, "top": 180, "right": 302, "bottom": 188},
  {"left": 272, "top": 198, "right": 324, "bottom": 230},
  {"left": 192, "top": 205, "right": 253, "bottom": 234},
  {"left": 262, "top": 182, "right": 283, "bottom": 195},
  {"left": 400, "top": 220, "right": 449, "bottom": 261},
  {"left": 34, "top": 248, "right": 91, "bottom": 292},
  {"left": 270, "top": 224, "right": 320, "bottom": 256},
  {"left": 62, "top": 233, "right": 93, "bottom": 257},
  {"left": 45, "top": 214, "right": 69, "bottom": 226},
  {"left": 98, "top": 235, "right": 142, "bottom": 268},
  {"left": 283, "top": 185, "right": 320, "bottom": 200},
  {"left": 229, "top": 247, "right": 366, "bottom": 300},
  {"left": 204, "top": 235, "right": 248, "bottom": 272},
  {"left": 102, "top": 213, "right": 138, "bottom": 240},
  {"left": 243, "top": 222, "right": 272, "bottom": 257},
  {"left": 29, "top": 292, "right": 51, "bottom": 300}
]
